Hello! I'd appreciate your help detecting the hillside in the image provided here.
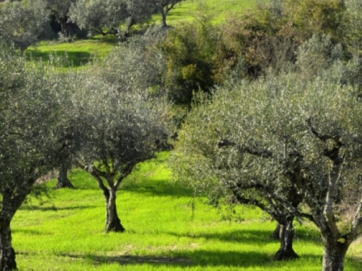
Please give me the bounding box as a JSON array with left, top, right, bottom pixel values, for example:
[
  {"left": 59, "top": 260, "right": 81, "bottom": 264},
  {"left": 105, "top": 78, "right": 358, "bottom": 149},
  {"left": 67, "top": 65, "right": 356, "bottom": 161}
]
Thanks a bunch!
[{"left": 12, "top": 154, "right": 362, "bottom": 270}]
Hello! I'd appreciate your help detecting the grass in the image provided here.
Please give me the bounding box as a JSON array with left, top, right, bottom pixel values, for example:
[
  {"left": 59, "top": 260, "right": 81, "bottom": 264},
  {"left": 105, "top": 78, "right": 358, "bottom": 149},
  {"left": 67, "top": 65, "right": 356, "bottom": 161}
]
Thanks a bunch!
[
  {"left": 12, "top": 153, "right": 362, "bottom": 270},
  {"left": 25, "top": 39, "right": 116, "bottom": 68},
  {"left": 24, "top": 0, "right": 259, "bottom": 67},
  {"left": 150, "top": 0, "right": 258, "bottom": 25}
]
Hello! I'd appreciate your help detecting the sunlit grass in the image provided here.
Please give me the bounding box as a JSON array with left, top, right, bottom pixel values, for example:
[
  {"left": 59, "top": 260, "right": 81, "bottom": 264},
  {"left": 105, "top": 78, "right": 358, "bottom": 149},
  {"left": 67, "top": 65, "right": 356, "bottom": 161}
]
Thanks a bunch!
[
  {"left": 150, "top": 0, "right": 258, "bottom": 25},
  {"left": 12, "top": 154, "right": 362, "bottom": 270},
  {"left": 25, "top": 39, "right": 116, "bottom": 68},
  {"left": 24, "top": 0, "right": 258, "bottom": 67}
]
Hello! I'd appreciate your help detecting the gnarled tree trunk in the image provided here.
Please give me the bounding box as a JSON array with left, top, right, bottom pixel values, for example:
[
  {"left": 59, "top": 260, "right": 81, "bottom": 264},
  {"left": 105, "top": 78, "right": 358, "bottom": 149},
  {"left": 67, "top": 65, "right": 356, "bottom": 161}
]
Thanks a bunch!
[
  {"left": 56, "top": 163, "right": 74, "bottom": 189},
  {"left": 273, "top": 216, "right": 299, "bottom": 261},
  {"left": 271, "top": 222, "right": 281, "bottom": 240},
  {"left": 105, "top": 188, "right": 125, "bottom": 232},
  {"left": 0, "top": 219, "right": 16, "bottom": 271},
  {"left": 160, "top": 10, "right": 168, "bottom": 28},
  {"left": 321, "top": 236, "right": 349, "bottom": 271}
]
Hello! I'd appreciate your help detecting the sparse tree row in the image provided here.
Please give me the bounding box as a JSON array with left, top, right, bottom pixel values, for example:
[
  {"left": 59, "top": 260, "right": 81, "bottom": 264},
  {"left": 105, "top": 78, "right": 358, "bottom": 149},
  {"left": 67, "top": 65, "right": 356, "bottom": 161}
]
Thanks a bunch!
[
  {"left": 1, "top": 0, "right": 362, "bottom": 271},
  {"left": 0, "top": 35, "right": 171, "bottom": 269},
  {"left": 0, "top": 0, "right": 183, "bottom": 47}
]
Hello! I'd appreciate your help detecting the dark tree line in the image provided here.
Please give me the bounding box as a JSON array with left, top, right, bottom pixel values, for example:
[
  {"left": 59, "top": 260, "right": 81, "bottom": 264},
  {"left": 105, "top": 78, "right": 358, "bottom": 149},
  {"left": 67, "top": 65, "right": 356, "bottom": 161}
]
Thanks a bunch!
[{"left": 0, "top": 0, "right": 184, "bottom": 50}]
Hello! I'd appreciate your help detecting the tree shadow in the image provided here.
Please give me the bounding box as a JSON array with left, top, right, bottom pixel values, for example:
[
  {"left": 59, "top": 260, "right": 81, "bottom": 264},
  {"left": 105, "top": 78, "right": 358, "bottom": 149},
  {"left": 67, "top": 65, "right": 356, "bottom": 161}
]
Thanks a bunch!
[
  {"left": 164, "top": 228, "right": 277, "bottom": 245},
  {"left": 121, "top": 179, "right": 193, "bottom": 197},
  {"left": 12, "top": 229, "right": 49, "bottom": 235},
  {"left": 25, "top": 50, "right": 91, "bottom": 67},
  {"left": 57, "top": 249, "right": 362, "bottom": 270},
  {"left": 58, "top": 250, "right": 273, "bottom": 268},
  {"left": 19, "top": 205, "right": 96, "bottom": 212}
]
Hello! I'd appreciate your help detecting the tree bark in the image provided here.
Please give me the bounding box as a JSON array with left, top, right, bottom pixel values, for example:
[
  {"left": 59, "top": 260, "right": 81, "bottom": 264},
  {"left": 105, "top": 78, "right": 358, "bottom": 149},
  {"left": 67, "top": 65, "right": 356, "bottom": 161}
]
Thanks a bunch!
[
  {"left": 0, "top": 220, "right": 16, "bottom": 271},
  {"left": 321, "top": 237, "right": 349, "bottom": 271},
  {"left": 271, "top": 222, "right": 281, "bottom": 240},
  {"left": 105, "top": 188, "right": 125, "bottom": 232},
  {"left": 56, "top": 163, "right": 74, "bottom": 189},
  {"left": 160, "top": 9, "right": 168, "bottom": 28},
  {"left": 273, "top": 217, "right": 299, "bottom": 261}
]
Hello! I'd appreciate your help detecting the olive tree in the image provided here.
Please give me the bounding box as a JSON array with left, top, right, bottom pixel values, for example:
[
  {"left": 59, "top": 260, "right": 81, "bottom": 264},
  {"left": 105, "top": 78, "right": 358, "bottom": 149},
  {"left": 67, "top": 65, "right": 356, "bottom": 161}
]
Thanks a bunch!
[
  {"left": 69, "top": 0, "right": 154, "bottom": 37},
  {"left": 170, "top": 67, "right": 362, "bottom": 270},
  {"left": 0, "top": 0, "right": 51, "bottom": 50},
  {"left": 0, "top": 46, "right": 75, "bottom": 270},
  {"left": 151, "top": 0, "right": 184, "bottom": 27},
  {"left": 36, "top": 0, "right": 84, "bottom": 38},
  {"left": 70, "top": 71, "right": 170, "bottom": 232},
  {"left": 86, "top": 34, "right": 166, "bottom": 93}
]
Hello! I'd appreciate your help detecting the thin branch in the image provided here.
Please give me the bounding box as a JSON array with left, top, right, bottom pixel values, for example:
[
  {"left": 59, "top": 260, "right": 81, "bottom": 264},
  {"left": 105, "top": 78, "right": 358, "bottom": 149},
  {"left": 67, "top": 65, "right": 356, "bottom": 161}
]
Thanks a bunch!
[
  {"left": 350, "top": 197, "right": 362, "bottom": 240},
  {"left": 114, "top": 162, "right": 135, "bottom": 189},
  {"left": 216, "top": 135, "right": 273, "bottom": 158},
  {"left": 306, "top": 117, "right": 340, "bottom": 143}
]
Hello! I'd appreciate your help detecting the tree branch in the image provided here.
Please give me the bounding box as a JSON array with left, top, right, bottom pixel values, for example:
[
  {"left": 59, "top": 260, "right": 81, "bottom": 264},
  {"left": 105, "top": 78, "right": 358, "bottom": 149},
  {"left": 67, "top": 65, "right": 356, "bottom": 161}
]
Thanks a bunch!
[
  {"left": 349, "top": 197, "right": 362, "bottom": 241},
  {"left": 306, "top": 117, "right": 340, "bottom": 143},
  {"left": 216, "top": 134, "right": 273, "bottom": 158},
  {"left": 114, "top": 162, "right": 135, "bottom": 189}
]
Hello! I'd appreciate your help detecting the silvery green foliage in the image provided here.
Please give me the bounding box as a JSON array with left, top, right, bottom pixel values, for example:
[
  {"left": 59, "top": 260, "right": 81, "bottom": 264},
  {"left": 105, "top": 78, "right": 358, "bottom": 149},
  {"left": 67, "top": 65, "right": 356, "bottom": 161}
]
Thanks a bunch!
[
  {"left": 87, "top": 34, "right": 166, "bottom": 94},
  {"left": 296, "top": 34, "right": 344, "bottom": 79},
  {"left": 69, "top": 67, "right": 170, "bottom": 231},
  {"left": 72, "top": 73, "right": 170, "bottom": 170},
  {"left": 42, "top": 0, "right": 75, "bottom": 19},
  {"left": 0, "top": 46, "right": 80, "bottom": 269},
  {"left": 344, "top": 0, "right": 362, "bottom": 51},
  {"left": 69, "top": 0, "right": 126, "bottom": 36},
  {"left": 0, "top": 0, "right": 51, "bottom": 50},
  {"left": 171, "top": 70, "right": 362, "bottom": 269},
  {"left": 69, "top": 0, "right": 154, "bottom": 36},
  {"left": 0, "top": 55, "right": 79, "bottom": 194},
  {"left": 151, "top": 0, "right": 184, "bottom": 27}
]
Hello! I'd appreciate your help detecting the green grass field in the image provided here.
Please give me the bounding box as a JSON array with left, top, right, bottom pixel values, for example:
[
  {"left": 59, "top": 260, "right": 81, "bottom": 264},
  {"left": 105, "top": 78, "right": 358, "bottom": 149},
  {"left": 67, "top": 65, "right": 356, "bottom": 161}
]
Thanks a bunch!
[
  {"left": 25, "top": 0, "right": 259, "bottom": 66},
  {"left": 16, "top": 1, "right": 362, "bottom": 269},
  {"left": 12, "top": 154, "right": 362, "bottom": 270}
]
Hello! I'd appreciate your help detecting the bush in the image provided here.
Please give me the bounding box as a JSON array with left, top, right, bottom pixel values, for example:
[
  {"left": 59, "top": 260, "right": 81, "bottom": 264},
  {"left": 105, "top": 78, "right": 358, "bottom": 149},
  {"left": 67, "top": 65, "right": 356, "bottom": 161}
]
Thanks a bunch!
[{"left": 159, "top": 13, "right": 221, "bottom": 105}]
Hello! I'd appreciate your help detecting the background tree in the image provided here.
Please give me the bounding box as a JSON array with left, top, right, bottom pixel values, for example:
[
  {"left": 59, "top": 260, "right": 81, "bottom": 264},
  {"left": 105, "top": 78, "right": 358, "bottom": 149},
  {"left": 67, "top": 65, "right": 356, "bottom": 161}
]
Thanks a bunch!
[
  {"left": 71, "top": 61, "right": 171, "bottom": 232},
  {"left": 159, "top": 13, "right": 220, "bottom": 105},
  {"left": 0, "top": 0, "right": 51, "bottom": 50},
  {"left": 69, "top": 0, "right": 155, "bottom": 37},
  {"left": 151, "top": 0, "right": 184, "bottom": 27},
  {"left": 170, "top": 48, "right": 362, "bottom": 270},
  {"left": 0, "top": 46, "right": 74, "bottom": 270},
  {"left": 86, "top": 34, "right": 166, "bottom": 93},
  {"left": 37, "top": 0, "right": 85, "bottom": 38}
]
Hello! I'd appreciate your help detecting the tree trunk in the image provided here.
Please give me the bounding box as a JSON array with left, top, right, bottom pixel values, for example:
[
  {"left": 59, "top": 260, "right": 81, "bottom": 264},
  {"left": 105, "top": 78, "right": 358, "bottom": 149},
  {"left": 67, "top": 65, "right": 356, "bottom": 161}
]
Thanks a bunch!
[
  {"left": 160, "top": 10, "right": 168, "bottom": 28},
  {"left": 271, "top": 222, "right": 281, "bottom": 240},
  {"left": 321, "top": 238, "right": 349, "bottom": 271},
  {"left": 273, "top": 217, "right": 299, "bottom": 261},
  {"left": 105, "top": 188, "right": 125, "bottom": 232},
  {"left": 56, "top": 163, "right": 74, "bottom": 189},
  {"left": 0, "top": 220, "right": 16, "bottom": 271}
]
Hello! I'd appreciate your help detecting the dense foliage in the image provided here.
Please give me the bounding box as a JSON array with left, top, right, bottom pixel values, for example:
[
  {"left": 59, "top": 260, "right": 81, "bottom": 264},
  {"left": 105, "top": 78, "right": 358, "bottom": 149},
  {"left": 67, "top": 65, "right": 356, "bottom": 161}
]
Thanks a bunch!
[{"left": 2, "top": 0, "right": 362, "bottom": 270}]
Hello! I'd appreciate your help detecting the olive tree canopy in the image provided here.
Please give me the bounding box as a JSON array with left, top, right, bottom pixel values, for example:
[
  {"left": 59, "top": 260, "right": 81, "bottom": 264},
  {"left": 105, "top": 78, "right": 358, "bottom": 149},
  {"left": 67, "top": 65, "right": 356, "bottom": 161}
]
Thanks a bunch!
[
  {"left": 0, "top": 0, "right": 51, "bottom": 50},
  {"left": 68, "top": 42, "right": 171, "bottom": 231},
  {"left": 0, "top": 46, "right": 77, "bottom": 270},
  {"left": 69, "top": 0, "right": 154, "bottom": 37},
  {"left": 170, "top": 63, "right": 362, "bottom": 270}
]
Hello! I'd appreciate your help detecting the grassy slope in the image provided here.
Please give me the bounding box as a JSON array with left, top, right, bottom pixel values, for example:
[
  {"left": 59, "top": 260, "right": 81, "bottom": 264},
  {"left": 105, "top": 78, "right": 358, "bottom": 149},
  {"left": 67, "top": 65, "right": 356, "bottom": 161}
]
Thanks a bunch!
[
  {"left": 25, "top": 0, "right": 258, "bottom": 66},
  {"left": 13, "top": 154, "right": 362, "bottom": 271},
  {"left": 16, "top": 0, "right": 362, "bottom": 269}
]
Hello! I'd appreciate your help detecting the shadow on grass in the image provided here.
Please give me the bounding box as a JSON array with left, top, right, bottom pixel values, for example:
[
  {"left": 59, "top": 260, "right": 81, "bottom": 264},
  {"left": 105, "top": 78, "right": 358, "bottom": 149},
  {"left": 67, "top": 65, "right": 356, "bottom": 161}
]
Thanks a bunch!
[
  {"left": 13, "top": 229, "right": 49, "bottom": 235},
  {"left": 90, "top": 36, "right": 119, "bottom": 45},
  {"left": 121, "top": 179, "right": 193, "bottom": 198},
  {"left": 165, "top": 228, "right": 276, "bottom": 245},
  {"left": 57, "top": 250, "right": 362, "bottom": 270},
  {"left": 59, "top": 250, "right": 273, "bottom": 268},
  {"left": 25, "top": 50, "right": 91, "bottom": 67},
  {"left": 20, "top": 205, "right": 96, "bottom": 212}
]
